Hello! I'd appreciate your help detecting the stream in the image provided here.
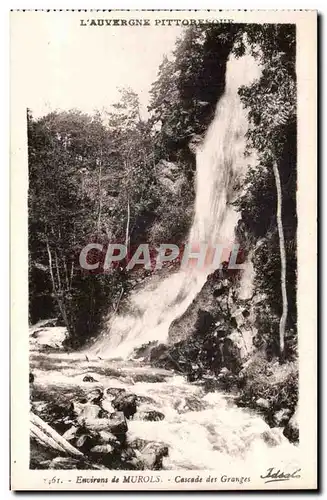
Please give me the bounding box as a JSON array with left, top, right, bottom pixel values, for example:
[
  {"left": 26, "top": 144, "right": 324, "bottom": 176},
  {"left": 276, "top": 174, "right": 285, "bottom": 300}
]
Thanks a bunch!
[{"left": 30, "top": 335, "right": 299, "bottom": 471}]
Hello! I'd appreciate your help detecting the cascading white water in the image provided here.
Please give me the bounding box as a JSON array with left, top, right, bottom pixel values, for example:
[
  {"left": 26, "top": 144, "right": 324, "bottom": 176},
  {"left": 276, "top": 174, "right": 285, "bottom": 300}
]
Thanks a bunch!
[{"left": 93, "top": 53, "right": 261, "bottom": 359}]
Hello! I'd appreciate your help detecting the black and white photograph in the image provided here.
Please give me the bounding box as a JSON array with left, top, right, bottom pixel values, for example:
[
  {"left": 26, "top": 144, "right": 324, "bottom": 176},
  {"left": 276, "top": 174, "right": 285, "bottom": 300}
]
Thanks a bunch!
[{"left": 10, "top": 10, "right": 317, "bottom": 490}]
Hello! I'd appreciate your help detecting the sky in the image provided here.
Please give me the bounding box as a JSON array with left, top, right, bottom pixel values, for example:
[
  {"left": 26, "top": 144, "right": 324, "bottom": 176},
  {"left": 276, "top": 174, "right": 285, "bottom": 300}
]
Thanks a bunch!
[{"left": 14, "top": 13, "right": 182, "bottom": 119}]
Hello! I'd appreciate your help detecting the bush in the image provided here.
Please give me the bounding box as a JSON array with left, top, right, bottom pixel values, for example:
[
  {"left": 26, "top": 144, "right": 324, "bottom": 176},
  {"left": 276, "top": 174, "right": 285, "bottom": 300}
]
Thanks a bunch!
[{"left": 238, "top": 354, "right": 298, "bottom": 424}]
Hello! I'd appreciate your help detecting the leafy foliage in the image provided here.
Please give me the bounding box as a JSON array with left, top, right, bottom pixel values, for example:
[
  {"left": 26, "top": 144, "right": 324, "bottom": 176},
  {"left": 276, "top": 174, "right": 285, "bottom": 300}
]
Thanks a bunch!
[
  {"left": 232, "top": 24, "right": 297, "bottom": 356},
  {"left": 237, "top": 355, "right": 298, "bottom": 423}
]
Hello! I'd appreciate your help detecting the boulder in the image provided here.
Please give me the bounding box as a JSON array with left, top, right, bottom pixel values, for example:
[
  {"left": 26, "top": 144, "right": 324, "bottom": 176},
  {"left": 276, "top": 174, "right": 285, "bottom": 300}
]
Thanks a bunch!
[
  {"left": 188, "top": 134, "right": 204, "bottom": 153},
  {"left": 90, "top": 444, "right": 114, "bottom": 455},
  {"left": 79, "top": 408, "right": 127, "bottom": 438},
  {"left": 140, "top": 442, "right": 169, "bottom": 470},
  {"left": 112, "top": 393, "right": 137, "bottom": 419},
  {"left": 273, "top": 408, "right": 292, "bottom": 427},
  {"left": 136, "top": 395, "right": 156, "bottom": 406},
  {"left": 149, "top": 343, "right": 169, "bottom": 363},
  {"left": 119, "top": 447, "right": 140, "bottom": 469},
  {"left": 107, "top": 411, "right": 128, "bottom": 436},
  {"left": 256, "top": 398, "right": 270, "bottom": 410},
  {"left": 83, "top": 375, "right": 98, "bottom": 383},
  {"left": 32, "top": 401, "right": 48, "bottom": 414},
  {"left": 47, "top": 457, "right": 81, "bottom": 469},
  {"left": 62, "top": 425, "right": 78, "bottom": 442},
  {"left": 132, "top": 372, "right": 167, "bottom": 383},
  {"left": 98, "top": 430, "right": 120, "bottom": 446},
  {"left": 136, "top": 410, "right": 165, "bottom": 421},
  {"left": 261, "top": 428, "right": 283, "bottom": 447},
  {"left": 105, "top": 387, "right": 126, "bottom": 399},
  {"left": 86, "top": 388, "right": 103, "bottom": 404},
  {"left": 128, "top": 438, "right": 169, "bottom": 470},
  {"left": 76, "top": 403, "right": 101, "bottom": 426},
  {"left": 219, "top": 367, "right": 232, "bottom": 377},
  {"left": 132, "top": 341, "right": 158, "bottom": 360},
  {"left": 75, "top": 433, "right": 96, "bottom": 453},
  {"left": 283, "top": 407, "right": 299, "bottom": 443}
]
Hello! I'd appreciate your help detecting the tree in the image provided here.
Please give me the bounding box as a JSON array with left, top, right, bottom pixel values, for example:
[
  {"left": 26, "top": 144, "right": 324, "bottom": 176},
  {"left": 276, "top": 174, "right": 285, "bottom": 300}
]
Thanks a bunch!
[
  {"left": 233, "top": 24, "right": 296, "bottom": 361},
  {"left": 28, "top": 110, "right": 124, "bottom": 344},
  {"left": 28, "top": 94, "right": 157, "bottom": 346}
]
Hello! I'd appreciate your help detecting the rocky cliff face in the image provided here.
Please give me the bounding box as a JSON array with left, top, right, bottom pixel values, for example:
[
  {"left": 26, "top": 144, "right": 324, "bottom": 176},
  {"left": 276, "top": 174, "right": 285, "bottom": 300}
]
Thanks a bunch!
[
  {"left": 138, "top": 258, "right": 258, "bottom": 380},
  {"left": 168, "top": 258, "right": 257, "bottom": 352}
]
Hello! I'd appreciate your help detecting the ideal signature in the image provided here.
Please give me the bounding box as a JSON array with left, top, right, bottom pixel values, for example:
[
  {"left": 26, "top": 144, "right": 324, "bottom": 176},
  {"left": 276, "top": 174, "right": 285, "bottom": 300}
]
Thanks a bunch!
[{"left": 260, "top": 467, "right": 301, "bottom": 484}]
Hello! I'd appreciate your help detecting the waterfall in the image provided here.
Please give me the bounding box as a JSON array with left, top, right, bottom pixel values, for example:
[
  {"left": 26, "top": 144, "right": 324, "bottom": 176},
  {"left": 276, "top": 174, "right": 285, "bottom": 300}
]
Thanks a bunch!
[{"left": 92, "top": 53, "right": 261, "bottom": 359}]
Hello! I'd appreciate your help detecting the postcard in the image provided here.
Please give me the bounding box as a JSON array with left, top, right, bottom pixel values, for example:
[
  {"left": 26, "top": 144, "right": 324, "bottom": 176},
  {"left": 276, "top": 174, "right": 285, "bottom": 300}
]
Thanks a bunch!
[{"left": 10, "top": 9, "right": 317, "bottom": 490}]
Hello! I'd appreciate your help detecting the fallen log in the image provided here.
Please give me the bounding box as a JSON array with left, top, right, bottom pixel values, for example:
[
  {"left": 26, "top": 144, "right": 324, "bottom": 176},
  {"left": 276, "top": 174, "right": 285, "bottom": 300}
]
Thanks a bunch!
[
  {"left": 30, "top": 412, "right": 83, "bottom": 457},
  {"left": 30, "top": 422, "right": 67, "bottom": 454}
]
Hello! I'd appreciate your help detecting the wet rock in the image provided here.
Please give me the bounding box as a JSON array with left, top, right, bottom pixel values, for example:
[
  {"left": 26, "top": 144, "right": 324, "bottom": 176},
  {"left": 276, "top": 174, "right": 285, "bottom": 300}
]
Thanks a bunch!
[
  {"left": 140, "top": 442, "right": 169, "bottom": 470},
  {"left": 283, "top": 407, "right": 299, "bottom": 443},
  {"left": 273, "top": 408, "right": 292, "bottom": 427},
  {"left": 175, "top": 396, "right": 207, "bottom": 413},
  {"left": 72, "top": 401, "right": 86, "bottom": 419},
  {"left": 213, "top": 286, "right": 229, "bottom": 298},
  {"left": 112, "top": 393, "right": 137, "bottom": 419},
  {"left": 149, "top": 343, "right": 169, "bottom": 363},
  {"left": 32, "top": 401, "right": 48, "bottom": 414},
  {"left": 76, "top": 403, "right": 101, "bottom": 426},
  {"left": 261, "top": 428, "right": 283, "bottom": 447},
  {"left": 136, "top": 410, "right": 165, "bottom": 421},
  {"left": 62, "top": 425, "right": 78, "bottom": 442},
  {"left": 194, "top": 310, "right": 215, "bottom": 337},
  {"left": 47, "top": 457, "right": 80, "bottom": 469},
  {"left": 132, "top": 372, "right": 167, "bottom": 383},
  {"left": 83, "top": 375, "right": 98, "bottom": 383},
  {"left": 107, "top": 411, "right": 128, "bottom": 436},
  {"left": 90, "top": 444, "right": 115, "bottom": 455},
  {"left": 218, "top": 367, "right": 232, "bottom": 377},
  {"left": 86, "top": 388, "right": 103, "bottom": 404},
  {"left": 105, "top": 387, "right": 126, "bottom": 399},
  {"left": 98, "top": 430, "right": 120, "bottom": 446},
  {"left": 136, "top": 395, "right": 156, "bottom": 406},
  {"left": 222, "top": 337, "right": 242, "bottom": 373},
  {"left": 133, "top": 341, "right": 158, "bottom": 360},
  {"left": 128, "top": 438, "right": 149, "bottom": 450},
  {"left": 216, "top": 329, "right": 228, "bottom": 338},
  {"left": 129, "top": 439, "right": 169, "bottom": 470},
  {"left": 256, "top": 398, "right": 270, "bottom": 410},
  {"left": 74, "top": 433, "right": 97, "bottom": 453},
  {"left": 119, "top": 447, "right": 140, "bottom": 469},
  {"left": 188, "top": 133, "right": 204, "bottom": 153}
]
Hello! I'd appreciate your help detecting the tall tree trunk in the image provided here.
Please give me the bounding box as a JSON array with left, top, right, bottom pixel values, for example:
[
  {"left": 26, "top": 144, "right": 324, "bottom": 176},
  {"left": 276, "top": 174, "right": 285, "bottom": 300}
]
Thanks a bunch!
[
  {"left": 272, "top": 161, "right": 288, "bottom": 362},
  {"left": 96, "top": 152, "right": 102, "bottom": 234},
  {"left": 45, "top": 237, "right": 70, "bottom": 333},
  {"left": 125, "top": 197, "right": 130, "bottom": 256}
]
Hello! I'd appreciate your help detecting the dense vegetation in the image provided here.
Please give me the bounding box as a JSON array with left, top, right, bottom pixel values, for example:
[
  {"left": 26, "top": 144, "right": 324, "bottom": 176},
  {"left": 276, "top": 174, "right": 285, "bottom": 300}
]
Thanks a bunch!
[{"left": 28, "top": 23, "right": 297, "bottom": 371}]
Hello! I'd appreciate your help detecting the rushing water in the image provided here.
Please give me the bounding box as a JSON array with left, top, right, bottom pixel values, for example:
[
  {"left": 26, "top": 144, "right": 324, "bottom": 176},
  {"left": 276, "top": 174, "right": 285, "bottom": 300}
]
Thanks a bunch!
[
  {"left": 31, "top": 347, "right": 299, "bottom": 471},
  {"left": 93, "top": 54, "right": 261, "bottom": 360}
]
